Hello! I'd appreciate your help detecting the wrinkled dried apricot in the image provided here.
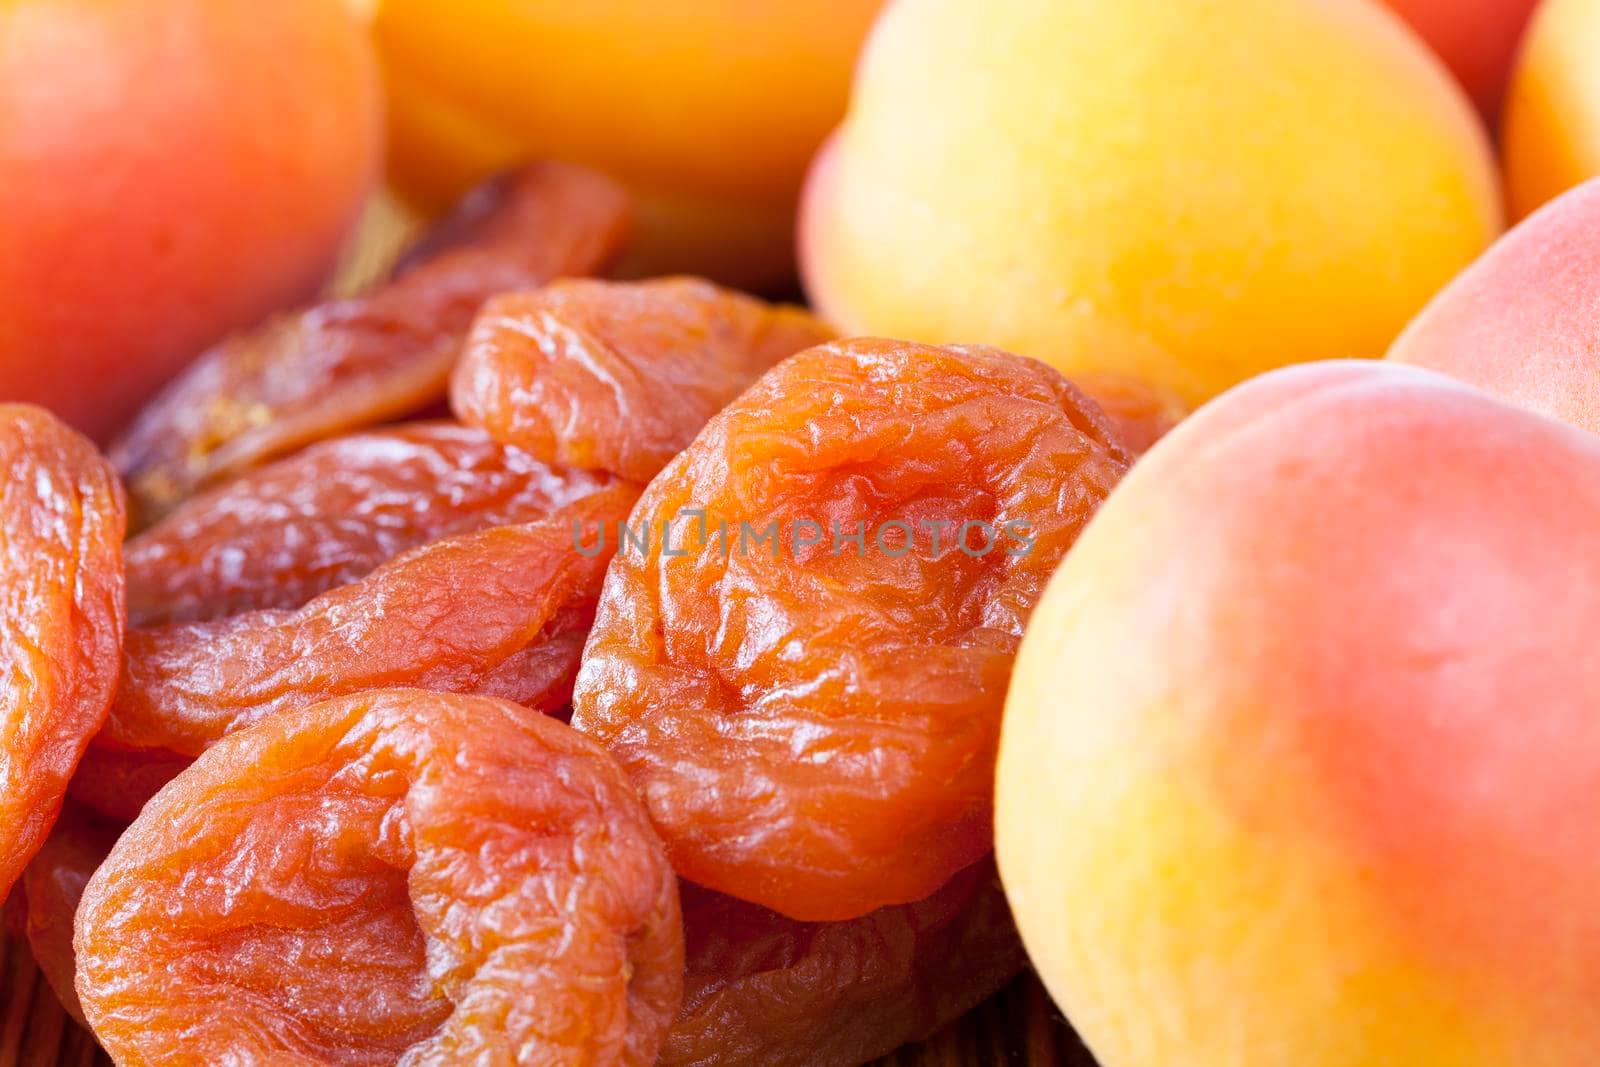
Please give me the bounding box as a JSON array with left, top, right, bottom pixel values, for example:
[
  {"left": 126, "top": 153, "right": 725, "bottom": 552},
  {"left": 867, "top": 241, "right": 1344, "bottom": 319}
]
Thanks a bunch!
[
  {"left": 126, "top": 421, "right": 617, "bottom": 626},
  {"left": 452, "top": 277, "right": 835, "bottom": 482},
  {"left": 107, "top": 485, "right": 636, "bottom": 757},
  {"left": 110, "top": 163, "right": 633, "bottom": 522},
  {"left": 66, "top": 746, "right": 192, "bottom": 825},
  {"left": 0, "top": 405, "right": 126, "bottom": 900},
  {"left": 468, "top": 604, "right": 593, "bottom": 714},
  {"left": 21, "top": 802, "right": 120, "bottom": 1026},
  {"left": 664, "top": 857, "right": 1024, "bottom": 1067},
  {"left": 75, "top": 688, "right": 683, "bottom": 1065},
  {"left": 572, "top": 339, "right": 1130, "bottom": 920},
  {"left": 1073, "top": 372, "right": 1191, "bottom": 456}
]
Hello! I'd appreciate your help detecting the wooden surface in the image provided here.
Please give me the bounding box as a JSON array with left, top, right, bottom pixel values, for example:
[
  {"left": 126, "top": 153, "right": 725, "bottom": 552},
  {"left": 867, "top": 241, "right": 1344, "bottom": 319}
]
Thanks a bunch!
[{"left": 1, "top": 929, "right": 1097, "bottom": 1066}]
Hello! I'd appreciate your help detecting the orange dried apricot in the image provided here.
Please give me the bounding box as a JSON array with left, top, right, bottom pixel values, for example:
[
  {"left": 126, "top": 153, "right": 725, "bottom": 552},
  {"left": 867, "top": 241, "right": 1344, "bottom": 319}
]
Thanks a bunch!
[
  {"left": 21, "top": 802, "right": 120, "bottom": 1026},
  {"left": 0, "top": 405, "right": 126, "bottom": 899},
  {"left": 75, "top": 688, "right": 683, "bottom": 1065},
  {"left": 572, "top": 339, "right": 1130, "bottom": 920},
  {"left": 1073, "top": 371, "right": 1191, "bottom": 456},
  {"left": 107, "top": 486, "right": 636, "bottom": 757},
  {"left": 452, "top": 277, "right": 834, "bottom": 482},
  {"left": 468, "top": 604, "right": 593, "bottom": 714},
  {"left": 664, "top": 857, "right": 1024, "bottom": 1067},
  {"left": 126, "top": 421, "right": 617, "bottom": 625},
  {"left": 110, "top": 163, "right": 633, "bottom": 522}
]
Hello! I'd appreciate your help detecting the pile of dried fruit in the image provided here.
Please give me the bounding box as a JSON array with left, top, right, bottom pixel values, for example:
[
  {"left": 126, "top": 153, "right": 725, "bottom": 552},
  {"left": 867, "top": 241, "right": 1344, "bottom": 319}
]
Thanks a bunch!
[{"left": 1, "top": 163, "right": 1140, "bottom": 1065}]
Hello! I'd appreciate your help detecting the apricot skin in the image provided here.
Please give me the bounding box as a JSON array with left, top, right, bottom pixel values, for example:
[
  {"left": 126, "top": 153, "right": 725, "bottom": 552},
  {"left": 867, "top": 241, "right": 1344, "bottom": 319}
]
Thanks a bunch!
[
  {"left": 997, "top": 361, "right": 1600, "bottom": 1066},
  {"left": 0, "top": 0, "right": 381, "bottom": 440}
]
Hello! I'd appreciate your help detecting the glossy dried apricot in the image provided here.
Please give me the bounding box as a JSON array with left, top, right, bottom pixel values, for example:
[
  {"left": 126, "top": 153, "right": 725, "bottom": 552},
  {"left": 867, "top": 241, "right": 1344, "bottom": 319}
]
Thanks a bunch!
[
  {"left": 663, "top": 856, "right": 1024, "bottom": 1067},
  {"left": 0, "top": 405, "right": 126, "bottom": 900},
  {"left": 452, "top": 277, "right": 835, "bottom": 482},
  {"left": 126, "top": 421, "right": 617, "bottom": 625},
  {"left": 110, "top": 163, "right": 633, "bottom": 522},
  {"left": 75, "top": 688, "right": 683, "bottom": 1065},
  {"left": 21, "top": 802, "right": 120, "bottom": 1025},
  {"left": 572, "top": 339, "right": 1130, "bottom": 920},
  {"left": 107, "top": 486, "right": 636, "bottom": 757}
]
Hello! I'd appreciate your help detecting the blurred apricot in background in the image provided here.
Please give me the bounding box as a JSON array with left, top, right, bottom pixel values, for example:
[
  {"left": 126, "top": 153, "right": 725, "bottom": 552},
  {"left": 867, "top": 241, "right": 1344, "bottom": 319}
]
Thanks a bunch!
[
  {"left": 373, "top": 0, "right": 884, "bottom": 291},
  {"left": 1502, "top": 0, "right": 1600, "bottom": 219},
  {"left": 0, "top": 0, "right": 382, "bottom": 441},
  {"left": 801, "top": 0, "right": 1502, "bottom": 407},
  {"left": 1379, "top": 0, "right": 1540, "bottom": 119}
]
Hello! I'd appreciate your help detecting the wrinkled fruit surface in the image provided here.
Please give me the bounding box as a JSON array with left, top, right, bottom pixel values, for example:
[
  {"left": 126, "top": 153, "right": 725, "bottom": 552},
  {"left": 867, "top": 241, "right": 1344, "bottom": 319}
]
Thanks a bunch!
[
  {"left": 663, "top": 856, "right": 1025, "bottom": 1067},
  {"left": 126, "top": 421, "right": 617, "bottom": 625},
  {"left": 75, "top": 688, "right": 683, "bottom": 1066},
  {"left": 571, "top": 339, "right": 1130, "bottom": 920},
  {"left": 21, "top": 802, "right": 121, "bottom": 1025},
  {"left": 110, "top": 162, "right": 633, "bottom": 523},
  {"left": 107, "top": 486, "right": 636, "bottom": 757},
  {"left": 0, "top": 405, "right": 126, "bottom": 899},
  {"left": 452, "top": 277, "right": 835, "bottom": 482}
]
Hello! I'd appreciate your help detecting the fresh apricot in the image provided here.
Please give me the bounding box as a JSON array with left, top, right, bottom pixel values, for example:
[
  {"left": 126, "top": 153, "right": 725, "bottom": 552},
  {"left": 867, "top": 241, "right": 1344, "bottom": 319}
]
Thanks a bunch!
[
  {"left": 1502, "top": 0, "right": 1600, "bottom": 219},
  {"left": 998, "top": 360, "right": 1600, "bottom": 1066},
  {"left": 374, "top": 0, "right": 882, "bottom": 291},
  {"left": 0, "top": 0, "right": 382, "bottom": 439},
  {"left": 801, "top": 0, "right": 1501, "bottom": 406}
]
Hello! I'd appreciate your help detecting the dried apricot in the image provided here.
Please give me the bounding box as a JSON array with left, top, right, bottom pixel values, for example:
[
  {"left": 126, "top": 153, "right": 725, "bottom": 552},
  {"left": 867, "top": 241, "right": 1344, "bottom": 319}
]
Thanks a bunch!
[
  {"left": 75, "top": 688, "right": 683, "bottom": 1065},
  {"left": 126, "top": 421, "right": 617, "bottom": 625},
  {"left": 107, "top": 486, "right": 636, "bottom": 757},
  {"left": 3, "top": 887, "right": 23, "bottom": 941},
  {"left": 1073, "top": 371, "right": 1191, "bottom": 456},
  {"left": 664, "top": 857, "right": 1024, "bottom": 1067},
  {"left": 571, "top": 339, "right": 1130, "bottom": 920},
  {"left": 452, "top": 277, "right": 835, "bottom": 482},
  {"left": 21, "top": 802, "right": 120, "bottom": 1026},
  {"left": 65, "top": 746, "right": 192, "bottom": 824},
  {"left": 110, "top": 163, "right": 633, "bottom": 522},
  {"left": 0, "top": 405, "right": 126, "bottom": 900},
  {"left": 468, "top": 604, "right": 593, "bottom": 714}
]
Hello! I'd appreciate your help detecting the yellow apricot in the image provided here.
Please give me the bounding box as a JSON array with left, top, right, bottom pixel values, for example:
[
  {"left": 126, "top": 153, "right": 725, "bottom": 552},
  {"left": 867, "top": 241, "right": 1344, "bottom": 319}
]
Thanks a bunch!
[
  {"left": 801, "top": 0, "right": 1501, "bottom": 404},
  {"left": 1501, "top": 0, "right": 1600, "bottom": 219},
  {"left": 373, "top": 0, "right": 882, "bottom": 290}
]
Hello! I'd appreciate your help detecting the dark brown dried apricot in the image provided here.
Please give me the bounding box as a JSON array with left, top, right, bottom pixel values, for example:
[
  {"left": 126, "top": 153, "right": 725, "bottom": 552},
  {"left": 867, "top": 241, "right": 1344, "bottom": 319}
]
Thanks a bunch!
[
  {"left": 65, "top": 745, "right": 193, "bottom": 825},
  {"left": 571, "top": 339, "right": 1130, "bottom": 920},
  {"left": 75, "top": 688, "right": 683, "bottom": 1065},
  {"left": 451, "top": 277, "right": 834, "bottom": 482},
  {"left": 0, "top": 405, "right": 126, "bottom": 900},
  {"left": 21, "top": 802, "right": 120, "bottom": 1026},
  {"left": 110, "top": 163, "right": 633, "bottom": 522},
  {"left": 107, "top": 485, "right": 636, "bottom": 757},
  {"left": 126, "top": 421, "right": 617, "bottom": 625},
  {"left": 663, "top": 857, "right": 1024, "bottom": 1067}
]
